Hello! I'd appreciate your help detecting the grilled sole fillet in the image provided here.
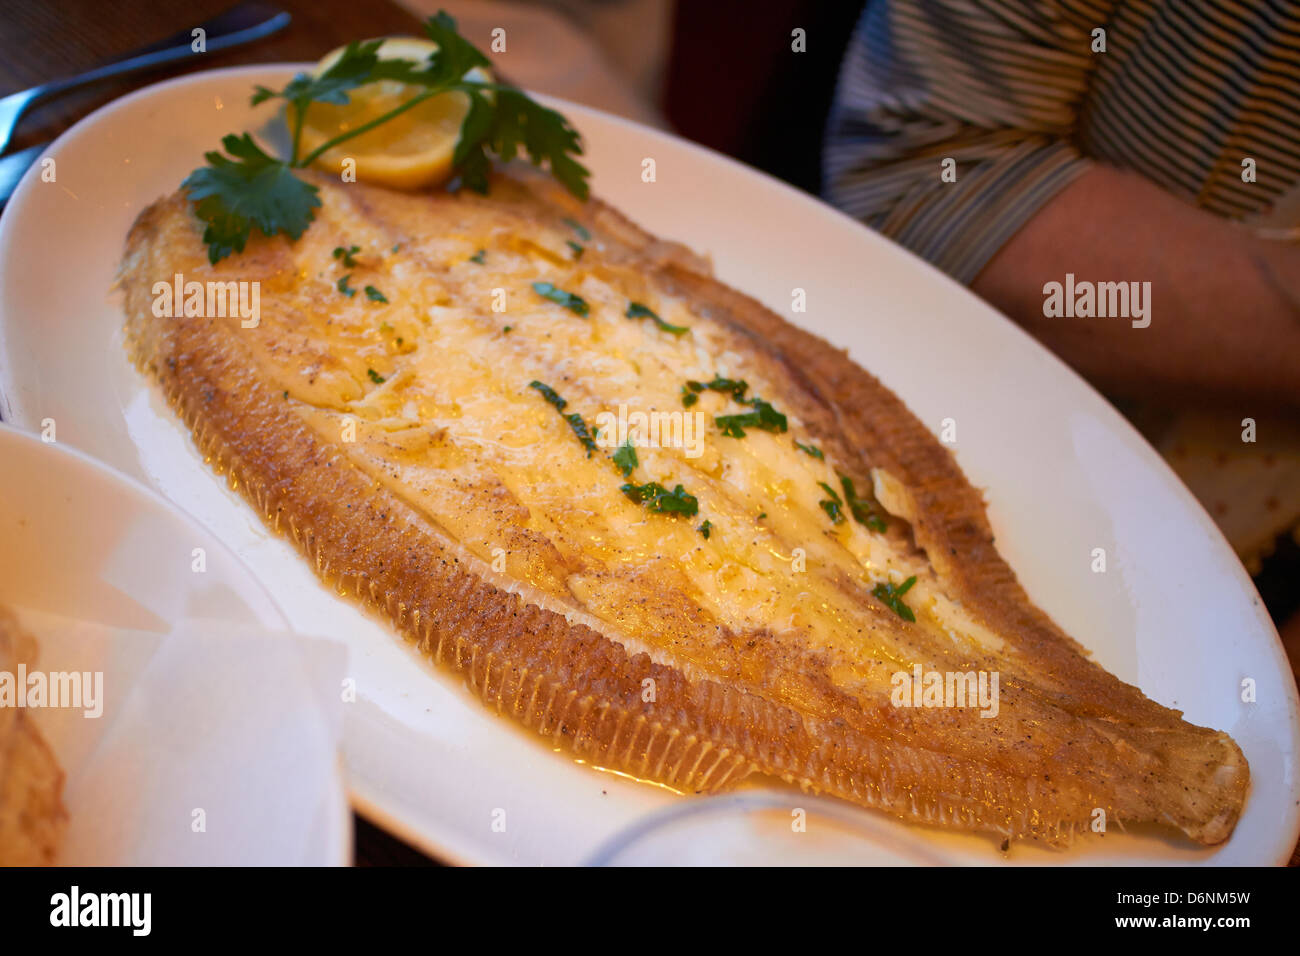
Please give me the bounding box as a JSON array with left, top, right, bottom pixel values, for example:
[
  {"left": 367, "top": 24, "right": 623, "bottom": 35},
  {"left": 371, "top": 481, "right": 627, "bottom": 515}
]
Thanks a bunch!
[
  {"left": 0, "top": 606, "right": 67, "bottom": 865},
  {"left": 119, "top": 167, "right": 1248, "bottom": 848}
]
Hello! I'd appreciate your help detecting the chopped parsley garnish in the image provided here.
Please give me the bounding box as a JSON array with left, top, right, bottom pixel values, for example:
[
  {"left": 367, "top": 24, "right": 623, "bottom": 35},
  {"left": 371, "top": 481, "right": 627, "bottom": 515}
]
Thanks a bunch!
[
  {"left": 469, "top": 248, "right": 486, "bottom": 264},
  {"left": 367, "top": 368, "right": 385, "bottom": 384},
  {"left": 566, "top": 240, "right": 584, "bottom": 260},
  {"left": 795, "top": 440, "right": 824, "bottom": 460},
  {"left": 620, "top": 481, "right": 699, "bottom": 517},
  {"left": 182, "top": 133, "right": 321, "bottom": 264},
  {"left": 183, "top": 12, "right": 590, "bottom": 265},
  {"left": 532, "top": 281, "right": 589, "bottom": 316},
  {"left": 697, "top": 519, "right": 713, "bottom": 539},
  {"left": 626, "top": 301, "right": 688, "bottom": 336},
  {"left": 528, "top": 380, "right": 596, "bottom": 456},
  {"left": 839, "top": 474, "right": 888, "bottom": 533},
  {"left": 333, "top": 244, "right": 361, "bottom": 267},
  {"left": 562, "top": 217, "right": 591, "bottom": 241},
  {"left": 364, "top": 285, "right": 388, "bottom": 303},
  {"left": 613, "top": 440, "right": 638, "bottom": 477},
  {"left": 564, "top": 413, "right": 598, "bottom": 456},
  {"left": 680, "top": 377, "right": 782, "bottom": 434},
  {"left": 337, "top": 274, "right": 356, "bottom": 297},
  {"left": 528, "top": 379, "right": 567, "bottom": 411},
  {"left": 817, "top": 481, "right": 844, "bottom": 523},
  {"left": 685, "top": 376, "right": 749, "bottom": 401},
  {"left": 502, "top": 324, "right": 513, "bottom": 333},
  {"left": 872, "top": 575, "right": 917, "bottom": 622},
  {"left": 715, "top": 398, "right": 788, "bottom": 438}
]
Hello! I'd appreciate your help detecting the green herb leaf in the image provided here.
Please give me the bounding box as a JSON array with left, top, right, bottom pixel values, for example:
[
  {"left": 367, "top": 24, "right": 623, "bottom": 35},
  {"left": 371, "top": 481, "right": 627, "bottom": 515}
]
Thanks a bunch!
[
  {"left": 564, "top": 412, "right": 598, "bottom": 456},
  {"left": 716, "top": 398, "right": 788, "bottom": 438},
  {"left": 698, "top": 519, "right": 713, "bottom": 539},
  {"left": 469, "top": 248, "right": 487, "bottom": 264},
  {"left": 839, "top": 474, "right": 888, "bottom": 533},
  {"left": 566, "top": 240, "right": 585, "bottom": 260},
  {"left": 452, "top": 85, "right": 589, "bottom": 199},
  {"left": 686, "top": 376, "right": 749, "bottom": 401},
  {"left": 181, "top": 133, "right": 321, "bottom": 264},
  {"left": 333, "top": 244, "right": 361, "bottom": 267},
  {"left": 364, "top": 285, "right": 388, "bottom": 303},
  {"left": 817, "top": 481, "right": 845, "bottom": 524},
  {"left": 253, "top": 39, "right": 397, "bottom": 110},
  {"left": 532, "top": 281, "right": 589, "bottom": 316},
  {"left": 626, "top": 302, "right": 688, "bottom": 336},
  {"left": 251, "top": 37, "right": 467, "bottom": 166},
  {"left": 620, "top": 481, "right": 699, "bottom": 517},
  {"left": 528, "top": 381, "right": 595, "bottom": 455},
  {"left": 440, "top": 7, "right": 588, "bottom": 199},
  {"left": 795, "top": 441, "right": 824, "bottom": 460},
  {"left": 681, "top": 387, "right": 699, "bottom": 407},
  {"left": 872, "top": 576, "right": 917, "bottom": 622},
  {"left": 337, "top": 274, "right": 356, "bottom": 297},
  {"left": 528, "top": 379, "right": 567, "bottom": 411},
  {"left": 613, "top": 440, "right": 638, "bottom": 478},
  {"left": 367, "top": 368, "right": 385, "bottom": 384},
  {"left": 421, "top": 11, "right": 492, "bottom": 76},
  {"left": 186, "top": 14, "right": 588, "bottom": 264}
]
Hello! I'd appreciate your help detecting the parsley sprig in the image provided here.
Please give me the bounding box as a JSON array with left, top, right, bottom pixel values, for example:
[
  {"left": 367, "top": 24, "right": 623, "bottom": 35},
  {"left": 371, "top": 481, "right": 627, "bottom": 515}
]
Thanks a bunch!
[
  {"left": 716, "top": 398, "right": 788, "bottom": 438},
  {"left": 838, "top": 474, "right": 888, "bottom": 533},
  {"left": 872, "top": 576, "right": 918, "bottom": 622},
  {"left": 620, "top": 481, "right": 699, "bottom": 517},
  {"left": 817, "top": 481, "right": 845, "bottom": 524},
  {"left": 627, "top": 301, "right": 688, "bottom": 336},
  {"left": 613, "top": 440, "right": 638, "bottom": 477},
  {"left": 528, "top": 380, "right": 597, "bottom": 456},
  {"left": 183, "top": 12, "right": 590, "bottom": 264},
  {"left": 532, "top": 281, "right": 589, "bottom": 316}
]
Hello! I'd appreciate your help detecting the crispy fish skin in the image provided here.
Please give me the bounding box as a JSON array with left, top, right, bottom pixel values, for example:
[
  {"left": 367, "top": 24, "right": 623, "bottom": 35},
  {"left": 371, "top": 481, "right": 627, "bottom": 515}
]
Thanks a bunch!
[{"left": 118, "top": 169, "right": 1248, "bottom": 848}]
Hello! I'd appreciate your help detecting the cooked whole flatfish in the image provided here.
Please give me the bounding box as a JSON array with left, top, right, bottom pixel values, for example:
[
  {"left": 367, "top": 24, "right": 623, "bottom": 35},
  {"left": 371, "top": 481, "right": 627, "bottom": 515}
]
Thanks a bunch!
[{"left": 118, "top": 168, "right": 1249, "bottom": 848}]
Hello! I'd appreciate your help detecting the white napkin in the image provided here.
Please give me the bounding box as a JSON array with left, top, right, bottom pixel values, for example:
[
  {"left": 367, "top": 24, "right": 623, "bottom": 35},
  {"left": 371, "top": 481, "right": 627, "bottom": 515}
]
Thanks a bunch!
[{"left": 11, "top": 608, "right": 349, "bottom": 866}]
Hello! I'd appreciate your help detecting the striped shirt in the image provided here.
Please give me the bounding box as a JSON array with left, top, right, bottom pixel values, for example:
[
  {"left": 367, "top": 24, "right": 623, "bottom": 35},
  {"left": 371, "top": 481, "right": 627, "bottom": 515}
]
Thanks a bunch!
[{"left": 823, "top": 0, "right": 1300, "bottom": 284}]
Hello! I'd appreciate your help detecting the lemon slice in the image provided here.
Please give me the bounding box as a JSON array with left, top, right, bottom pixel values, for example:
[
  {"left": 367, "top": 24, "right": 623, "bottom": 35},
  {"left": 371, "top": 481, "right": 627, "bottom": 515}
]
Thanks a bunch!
[{"left": 294, "top": 37, "right": 491, "bottom": 191}]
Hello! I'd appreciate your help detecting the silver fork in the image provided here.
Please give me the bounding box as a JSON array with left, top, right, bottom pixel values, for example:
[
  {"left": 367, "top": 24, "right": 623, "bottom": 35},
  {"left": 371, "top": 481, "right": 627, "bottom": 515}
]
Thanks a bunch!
[{"left": 0, "top": 1, "right": 290, "bottom": 155}]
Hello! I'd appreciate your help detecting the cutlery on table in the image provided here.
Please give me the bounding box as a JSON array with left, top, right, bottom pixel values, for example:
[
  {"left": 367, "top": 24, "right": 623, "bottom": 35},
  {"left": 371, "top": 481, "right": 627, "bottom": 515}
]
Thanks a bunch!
[{"left": 0, "top": 1, "right": 290, "bottom": 206}]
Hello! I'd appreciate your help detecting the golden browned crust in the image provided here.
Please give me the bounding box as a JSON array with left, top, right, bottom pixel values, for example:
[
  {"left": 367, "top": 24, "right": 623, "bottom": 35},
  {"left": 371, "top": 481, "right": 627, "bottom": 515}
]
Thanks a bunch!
[
  {"left": 118, "top": 169, "right": 1249, "bottom": 849},
  {"left": 0, "top": 607, "right": 67, "bottom": 866}
]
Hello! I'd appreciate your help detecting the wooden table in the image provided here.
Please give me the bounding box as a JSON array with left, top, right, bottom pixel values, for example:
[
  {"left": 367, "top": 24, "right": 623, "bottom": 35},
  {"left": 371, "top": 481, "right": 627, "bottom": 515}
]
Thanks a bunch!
[{"left": 2, "top": 0, "right": 1296, "bottom": 868}]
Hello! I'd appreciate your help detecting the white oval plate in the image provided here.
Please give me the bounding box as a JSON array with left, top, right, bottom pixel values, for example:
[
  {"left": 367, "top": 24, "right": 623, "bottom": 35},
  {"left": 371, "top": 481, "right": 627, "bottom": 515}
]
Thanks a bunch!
[
  {"left": 0, "top": 66, "right": 1295, "bottom": 866},
  {"left": 0, "top": 423, "right": 350, "bottom": 865}
]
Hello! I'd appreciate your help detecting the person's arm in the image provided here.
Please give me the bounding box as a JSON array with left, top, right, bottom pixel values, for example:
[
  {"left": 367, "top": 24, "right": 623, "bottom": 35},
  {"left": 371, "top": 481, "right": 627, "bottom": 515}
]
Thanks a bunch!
[
  {"left": 971, "top": 164, "right": 1300, "bottom": 408},
  {"left": 824, "top": 1, "right": 1104, "bottom": 284}
]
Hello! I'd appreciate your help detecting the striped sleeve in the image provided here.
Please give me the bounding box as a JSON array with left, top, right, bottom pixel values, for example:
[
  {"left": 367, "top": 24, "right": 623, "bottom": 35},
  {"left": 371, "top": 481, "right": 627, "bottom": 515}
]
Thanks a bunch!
[{"left": 823, "top": 0, "right": 1114, "bottom": 284}]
